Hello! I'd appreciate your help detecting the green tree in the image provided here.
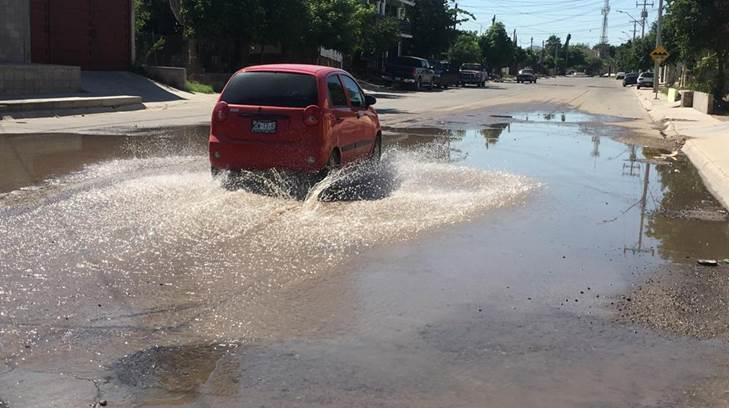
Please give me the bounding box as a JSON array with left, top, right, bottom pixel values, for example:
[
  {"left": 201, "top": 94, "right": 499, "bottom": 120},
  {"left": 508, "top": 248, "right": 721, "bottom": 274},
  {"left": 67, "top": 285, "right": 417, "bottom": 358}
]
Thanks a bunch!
[
  {"left": 259, "top": 0, "right": 309, "bottom": 53},
  {"left": 356, "top": 6, "right": 400, "bottom": 56},
  {"left": 409, "top": 0, "right": 460, "bottom": 57},
  {"left": 306, "top": 0, "right": 367, "bottom": 54},
  {"left": 479, "top": 22, "right": 514, "bottom": 73},
  {"left": 179, "top": 0, "right": 264, "bottom": 40},
  {"left": 664, "top": 0, "right": 729, "bottom": 98},
  {"left": 448, "top": 31, "right": 482, "bottom": 68}
]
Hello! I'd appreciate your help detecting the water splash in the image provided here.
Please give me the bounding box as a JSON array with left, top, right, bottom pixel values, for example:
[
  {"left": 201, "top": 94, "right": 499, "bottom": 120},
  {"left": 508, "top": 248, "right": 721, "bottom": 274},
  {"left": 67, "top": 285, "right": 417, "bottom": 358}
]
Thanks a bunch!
[{"left": 0, "top": 145, "right": 538, "bottom": 349}]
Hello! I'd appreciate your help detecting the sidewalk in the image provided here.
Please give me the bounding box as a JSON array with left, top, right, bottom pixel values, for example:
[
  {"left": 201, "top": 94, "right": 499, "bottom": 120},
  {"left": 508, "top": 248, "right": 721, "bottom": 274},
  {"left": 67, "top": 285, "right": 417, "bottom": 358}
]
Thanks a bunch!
[{"left": 634, "top": 89, "right": 729, "bottom": 209}]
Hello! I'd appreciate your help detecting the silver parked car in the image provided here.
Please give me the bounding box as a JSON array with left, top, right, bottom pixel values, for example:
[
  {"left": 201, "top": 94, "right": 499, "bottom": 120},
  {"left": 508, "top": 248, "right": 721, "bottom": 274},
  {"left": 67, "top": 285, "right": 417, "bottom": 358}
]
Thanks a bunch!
[{"left": 636, "top": 72, "right": 654, "bottom": 89}]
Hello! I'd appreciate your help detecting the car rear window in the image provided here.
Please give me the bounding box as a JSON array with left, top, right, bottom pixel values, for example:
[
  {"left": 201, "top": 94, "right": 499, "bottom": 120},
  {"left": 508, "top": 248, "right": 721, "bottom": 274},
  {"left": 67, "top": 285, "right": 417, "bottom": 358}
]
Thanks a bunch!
[{"left": 221, "top": 72, "right": 318, "bottom": 108}]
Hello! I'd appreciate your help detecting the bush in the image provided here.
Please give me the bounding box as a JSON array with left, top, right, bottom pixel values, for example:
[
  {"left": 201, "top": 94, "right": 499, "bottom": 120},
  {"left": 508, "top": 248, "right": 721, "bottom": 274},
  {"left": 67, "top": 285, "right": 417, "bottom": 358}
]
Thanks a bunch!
[{"left": 185, "top": 80, "right": 215, "bottom": 94}]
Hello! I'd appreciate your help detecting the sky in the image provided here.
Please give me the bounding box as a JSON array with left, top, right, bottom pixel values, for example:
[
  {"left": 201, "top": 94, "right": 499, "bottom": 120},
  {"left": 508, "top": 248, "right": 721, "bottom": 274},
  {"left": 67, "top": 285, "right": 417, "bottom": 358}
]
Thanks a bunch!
[{"left": 455, "top": 0, "right": 661, "bottom": 47}]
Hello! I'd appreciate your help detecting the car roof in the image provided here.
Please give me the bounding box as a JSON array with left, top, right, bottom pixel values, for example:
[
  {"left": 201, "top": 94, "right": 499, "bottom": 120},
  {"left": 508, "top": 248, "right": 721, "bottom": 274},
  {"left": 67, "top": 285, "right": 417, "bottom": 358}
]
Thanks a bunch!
[{"left": 240, "top": 64, "right": 346, "bottom": 77}]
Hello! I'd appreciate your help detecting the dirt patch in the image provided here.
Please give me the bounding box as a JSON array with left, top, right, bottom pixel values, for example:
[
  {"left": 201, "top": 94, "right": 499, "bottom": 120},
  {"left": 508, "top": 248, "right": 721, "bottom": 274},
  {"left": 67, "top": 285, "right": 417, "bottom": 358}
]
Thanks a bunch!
[{"left": 615, "top": 263, "right": 729, "bottom": 339}]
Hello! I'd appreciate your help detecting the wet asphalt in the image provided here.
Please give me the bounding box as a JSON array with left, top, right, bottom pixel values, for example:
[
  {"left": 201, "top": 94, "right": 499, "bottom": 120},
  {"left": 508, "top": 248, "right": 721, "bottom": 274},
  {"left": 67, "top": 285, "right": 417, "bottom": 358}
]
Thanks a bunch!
[{"left": 1, "top": 85, "right": 729, "bottom": 407}]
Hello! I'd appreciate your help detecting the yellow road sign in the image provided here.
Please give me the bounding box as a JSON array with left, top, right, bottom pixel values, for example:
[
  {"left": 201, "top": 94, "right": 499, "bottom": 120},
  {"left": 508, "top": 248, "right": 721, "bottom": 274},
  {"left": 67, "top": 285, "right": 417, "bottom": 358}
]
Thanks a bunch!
[{"left": 651, "top": 46, "right": 670, "bottom": 64}]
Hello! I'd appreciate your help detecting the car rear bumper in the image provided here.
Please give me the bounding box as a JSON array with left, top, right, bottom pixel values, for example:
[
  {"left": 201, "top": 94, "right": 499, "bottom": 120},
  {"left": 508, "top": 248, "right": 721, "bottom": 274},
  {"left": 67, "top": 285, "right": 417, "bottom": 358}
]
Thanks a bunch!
[
  {"left": 382, "top": 75, "right": 416, "bottom": 84},
  {"left": 209, "top": 136, "right": 327, "bottom": 173}
]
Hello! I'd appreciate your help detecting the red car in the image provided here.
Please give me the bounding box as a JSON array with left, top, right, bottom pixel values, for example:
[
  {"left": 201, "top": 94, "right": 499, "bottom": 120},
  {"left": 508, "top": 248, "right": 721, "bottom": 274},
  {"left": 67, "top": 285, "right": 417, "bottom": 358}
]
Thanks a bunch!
[{"left": 209, "top": 64, "right": 381, "bottom": 175}]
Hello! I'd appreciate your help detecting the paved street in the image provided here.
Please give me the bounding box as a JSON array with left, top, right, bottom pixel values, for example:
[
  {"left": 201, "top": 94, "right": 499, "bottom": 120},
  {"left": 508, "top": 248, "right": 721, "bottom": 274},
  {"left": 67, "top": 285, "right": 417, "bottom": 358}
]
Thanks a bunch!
[
  {"left": 2, "top": 77, "right": 729, "bottom": 407},
  {"left": 2, "top": 77, "right": 654, "bottom": 136}
]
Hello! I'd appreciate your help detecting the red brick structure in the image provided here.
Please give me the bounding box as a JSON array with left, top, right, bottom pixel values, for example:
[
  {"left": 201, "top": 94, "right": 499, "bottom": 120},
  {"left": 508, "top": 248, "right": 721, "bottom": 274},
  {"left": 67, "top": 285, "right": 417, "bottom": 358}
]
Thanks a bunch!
[{"left": 30, "top": 0, "right": 133, "bottom": 70}]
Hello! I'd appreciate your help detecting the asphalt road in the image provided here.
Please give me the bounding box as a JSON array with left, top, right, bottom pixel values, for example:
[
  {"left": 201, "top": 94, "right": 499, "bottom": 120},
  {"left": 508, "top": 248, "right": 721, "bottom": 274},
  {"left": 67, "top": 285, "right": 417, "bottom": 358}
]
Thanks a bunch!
[
  {"left": 2, "top": 77, "right": 729, "bottom": 407},
  {"left": 1, "top": 77, "right": 652, "bottom": 136}
]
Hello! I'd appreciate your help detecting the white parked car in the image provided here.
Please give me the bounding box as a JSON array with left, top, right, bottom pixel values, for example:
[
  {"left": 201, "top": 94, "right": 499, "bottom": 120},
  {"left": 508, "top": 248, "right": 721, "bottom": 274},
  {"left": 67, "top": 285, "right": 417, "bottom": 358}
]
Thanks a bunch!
[{"left": 636, "top": 72, "right": 654, "bottom": 89}]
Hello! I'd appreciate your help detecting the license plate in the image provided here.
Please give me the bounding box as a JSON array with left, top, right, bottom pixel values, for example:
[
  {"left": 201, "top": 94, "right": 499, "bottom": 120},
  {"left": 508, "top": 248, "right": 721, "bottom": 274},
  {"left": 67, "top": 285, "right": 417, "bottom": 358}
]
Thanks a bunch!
[{"left": 251, "top": 120, "right": 277, "bottom": 134}]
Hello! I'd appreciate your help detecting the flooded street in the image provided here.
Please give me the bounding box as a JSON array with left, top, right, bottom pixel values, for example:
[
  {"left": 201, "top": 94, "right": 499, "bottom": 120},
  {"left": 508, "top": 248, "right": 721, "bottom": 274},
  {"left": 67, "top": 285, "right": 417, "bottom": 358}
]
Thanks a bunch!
[{"left": 2, "top": 104, "right": 729, "bottom": 407}]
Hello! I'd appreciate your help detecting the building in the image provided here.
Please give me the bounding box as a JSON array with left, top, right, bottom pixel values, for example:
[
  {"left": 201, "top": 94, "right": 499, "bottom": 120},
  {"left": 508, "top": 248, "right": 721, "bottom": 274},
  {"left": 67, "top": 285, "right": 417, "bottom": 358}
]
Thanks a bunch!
[
  {"left": 30, "top": 0, "right": 134, "bottom": 70},
  {"left": 1, "top": 0, "right": 134, "bottom": 97},
  {"left": 365, "top": 0, "right": 416, "bottom": 57}
]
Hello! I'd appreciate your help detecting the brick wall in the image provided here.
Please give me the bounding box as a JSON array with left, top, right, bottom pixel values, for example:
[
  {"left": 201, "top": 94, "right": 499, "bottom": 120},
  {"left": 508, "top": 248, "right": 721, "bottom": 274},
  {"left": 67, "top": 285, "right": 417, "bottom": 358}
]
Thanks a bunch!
[
  {"left": 0, "top": 64, "right": 80, "bottom": 97},
  {"left": 0, "top": 0, "right": 31, "bottom": 63}
]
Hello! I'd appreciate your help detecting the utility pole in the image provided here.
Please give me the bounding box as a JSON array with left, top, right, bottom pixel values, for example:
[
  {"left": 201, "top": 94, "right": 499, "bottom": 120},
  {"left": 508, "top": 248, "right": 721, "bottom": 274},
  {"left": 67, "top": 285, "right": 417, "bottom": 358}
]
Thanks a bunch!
[
  {"left": 632, "top": 20, "right": 637, "bottom": 41},
  {"left": 653, "top": 0, "right": 663, "bottom": 98},
  {"left": 600, "top": 0, "right": 610, "bottom": 46},
  {"left": 541, "top": 40, "right": 545, "bottom": 64},
  {"left": 530, "top": 37, "right": 534, "bottom": 51},
  {"left": 636, "top": 0, "right": 653, "bottom": 38},
  {"left": 554, "top": 41, "right": 559, "bottom": 76}
]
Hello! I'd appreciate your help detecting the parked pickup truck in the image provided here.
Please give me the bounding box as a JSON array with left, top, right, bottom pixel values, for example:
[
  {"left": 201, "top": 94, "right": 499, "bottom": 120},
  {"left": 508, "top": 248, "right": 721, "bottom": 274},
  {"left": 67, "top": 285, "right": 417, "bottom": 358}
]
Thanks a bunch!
[
  {"left": 516, "top": 68, "right": 537, "bottom": 83},
  {"left": 382, "top": 56, "right": 435, "bottom": 90},
  {"left": 459, "top": 63, "right": 488, "bottom": 87},
  {"left": 429, "top": 59, "right": 459, "bottom": 89}
]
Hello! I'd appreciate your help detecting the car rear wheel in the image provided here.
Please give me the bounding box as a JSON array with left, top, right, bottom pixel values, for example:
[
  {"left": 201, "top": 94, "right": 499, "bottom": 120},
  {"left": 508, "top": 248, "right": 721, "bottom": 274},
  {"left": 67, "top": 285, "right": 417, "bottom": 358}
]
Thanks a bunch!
[{"left": 371, "top": 134, "right": 382, "bottom": 162}]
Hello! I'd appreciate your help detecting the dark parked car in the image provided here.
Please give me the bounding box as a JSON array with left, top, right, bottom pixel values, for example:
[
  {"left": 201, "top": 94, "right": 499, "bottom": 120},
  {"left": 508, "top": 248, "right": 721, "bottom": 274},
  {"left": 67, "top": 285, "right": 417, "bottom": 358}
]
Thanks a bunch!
[
  {"left": 429, "top": 60, "right": 459, "bottom": 89},
  {"left": 382, "top": 56, "right": 435, "bottom": 90},
  {"left": 459, "top": 63, "right": 488, "bottom": 87},
  {"left": 622, "top": 72, "right": 638, "bottom": 87},
  {"left": 210, "top": 64, "right": 381, "bottom": 175},
  {"left": 516, "top": 68, "right": 537, "bottom": 84}
]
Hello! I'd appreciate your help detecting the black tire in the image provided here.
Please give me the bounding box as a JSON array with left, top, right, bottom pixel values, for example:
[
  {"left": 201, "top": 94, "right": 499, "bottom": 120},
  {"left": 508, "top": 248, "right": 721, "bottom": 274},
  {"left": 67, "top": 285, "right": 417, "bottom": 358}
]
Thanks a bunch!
[
  {"left": 371, "top": 134, "right": 382, "bottom": 162},
  {"left": 327, "top": 149, "right": 341, "bottom": 170},
  {"left": 637, "top": 85, "right": 641, "bottom": 89},
  {"left": 415, "top": 78, "right": 422, "bottom": 91}
]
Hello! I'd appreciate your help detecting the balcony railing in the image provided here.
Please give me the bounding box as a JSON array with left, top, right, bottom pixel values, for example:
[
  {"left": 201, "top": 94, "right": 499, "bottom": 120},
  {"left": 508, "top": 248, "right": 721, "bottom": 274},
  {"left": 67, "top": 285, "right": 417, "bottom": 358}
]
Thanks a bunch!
[{"left": 399, "top": 20, "right": 412, "bottom": 36}]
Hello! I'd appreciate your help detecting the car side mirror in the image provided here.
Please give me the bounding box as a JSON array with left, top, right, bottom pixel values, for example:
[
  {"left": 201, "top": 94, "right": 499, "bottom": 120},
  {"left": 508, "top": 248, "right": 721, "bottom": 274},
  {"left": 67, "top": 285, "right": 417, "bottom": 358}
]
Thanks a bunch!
[{"left": 365, "top": 94, "right": 377, "bottom": 106}]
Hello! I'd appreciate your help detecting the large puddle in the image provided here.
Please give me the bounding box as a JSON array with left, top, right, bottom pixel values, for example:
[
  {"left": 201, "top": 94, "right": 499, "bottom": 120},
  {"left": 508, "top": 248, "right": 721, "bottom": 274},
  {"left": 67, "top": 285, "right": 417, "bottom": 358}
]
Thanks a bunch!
[{"left": 1, "top": 112, "right": 729, "bottom": 406}]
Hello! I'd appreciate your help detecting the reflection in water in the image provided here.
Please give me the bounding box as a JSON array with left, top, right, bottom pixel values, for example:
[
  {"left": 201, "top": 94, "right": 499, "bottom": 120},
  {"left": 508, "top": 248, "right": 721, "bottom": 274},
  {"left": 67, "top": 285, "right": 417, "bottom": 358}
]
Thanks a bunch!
[
  {"left": 625, "top": 162, "right": 655, "bottom": 256},
  {"left": 647, "top": 156, "right": 729, "bottom": 262},
  {"left": 480, "top": 123, "right": 510, "bottom": 149},
  {"left": 591, "top": 135, "right": 601, "bottom": 158},
  {"left": 622, "top": 145, "right": 641, "bottom": 177},
  {"left": 0, "top": 127, "right": 209, "bottom": 194}
]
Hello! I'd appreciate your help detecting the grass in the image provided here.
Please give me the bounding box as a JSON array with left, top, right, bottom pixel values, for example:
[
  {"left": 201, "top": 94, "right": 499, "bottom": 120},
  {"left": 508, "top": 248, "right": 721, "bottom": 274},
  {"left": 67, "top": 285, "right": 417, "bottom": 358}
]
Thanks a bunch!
[{"left": 185, "top": 80, "right": 215, "bottom": 94}]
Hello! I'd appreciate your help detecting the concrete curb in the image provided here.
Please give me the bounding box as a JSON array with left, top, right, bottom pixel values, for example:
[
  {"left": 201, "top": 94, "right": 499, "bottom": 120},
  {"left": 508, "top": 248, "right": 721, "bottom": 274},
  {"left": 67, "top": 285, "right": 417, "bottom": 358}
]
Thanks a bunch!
[
  {"left": 0, "top": 95, "right": 143, "bottom": 112},
  {"left": 632, "top": 88, "right": 729, "bottom": 210},
  {"left": 683, "top": 139, "right": 729, "bottom": 210}
]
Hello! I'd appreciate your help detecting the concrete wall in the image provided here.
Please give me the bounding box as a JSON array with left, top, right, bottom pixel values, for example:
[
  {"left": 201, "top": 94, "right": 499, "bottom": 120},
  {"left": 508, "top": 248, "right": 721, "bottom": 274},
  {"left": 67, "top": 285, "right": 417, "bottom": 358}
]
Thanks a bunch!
[
  {"left": 680, "top": 90, "right": 693, "bottom": 107},
  {"left": 0, "top": 64, "right": 81, "bottom": 97},
  {"left": 0, "top": 0, "right": 31, "bottom": 63},
  {"left": 144, "top": 66, "right": 187, "bottom": 90},
  {"left": 693, "top": 91, "right": 714, "bottom": 115}
]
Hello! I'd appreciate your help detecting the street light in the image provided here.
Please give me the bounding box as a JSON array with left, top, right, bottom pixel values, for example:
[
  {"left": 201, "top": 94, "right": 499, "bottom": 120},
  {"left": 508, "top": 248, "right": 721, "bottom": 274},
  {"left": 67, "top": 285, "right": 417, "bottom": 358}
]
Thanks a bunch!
[{"left": 617, "top": 9, "right": 641, "bottom": 40}]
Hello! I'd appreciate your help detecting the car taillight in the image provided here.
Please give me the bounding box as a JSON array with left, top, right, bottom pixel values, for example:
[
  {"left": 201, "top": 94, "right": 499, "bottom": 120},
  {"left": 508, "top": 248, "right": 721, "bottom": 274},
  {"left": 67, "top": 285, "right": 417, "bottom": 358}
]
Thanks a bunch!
[
  {"left": 214, "top": 101, "right": 229, "bottom": 122},
  {"left": 303, "top": 105, "right": 321, "bottom": 126}
]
